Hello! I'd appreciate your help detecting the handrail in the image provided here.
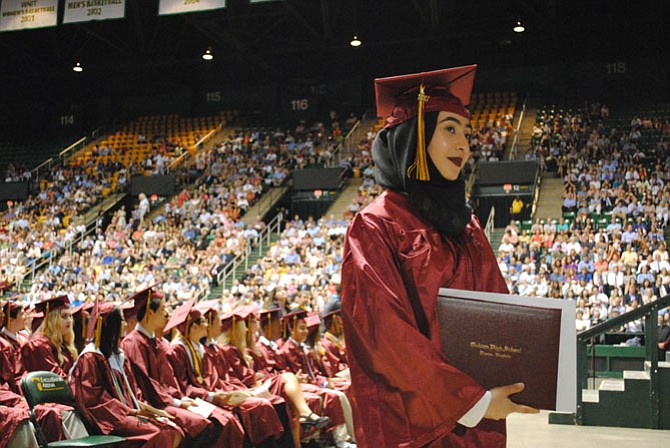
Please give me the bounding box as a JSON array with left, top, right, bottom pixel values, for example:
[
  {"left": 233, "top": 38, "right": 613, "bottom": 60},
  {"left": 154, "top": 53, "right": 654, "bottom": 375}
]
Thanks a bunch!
[
  {"left": 484, "top": 206, "right": 495, "bottom": 240},
  {"left": 216, "top": 212, "right": 284, "bottom": 289},
  {"left": 257, "top": 186, "right": 288, "bottom": 220},
  {"left": 338, "top": 119, "right": 362, "bottom": 165},
  {"left": 58, "top": 136, "right": 87, "bottom": 159},
  {"left": 509, "top": 99, "right": 527, "bottom": 160},
  {"left": 168, "top": 124, "right": 222, "bottom": 171},
  {"left": 31, "top": 136, "right": 88, "bottom": 181},
  {"left": 25, "top": 213, "right": 101, "bottom": 286},
  {"left": 578, "top": 294, "right": 670, "bottom": 342},
  {"left": 575, "top": 293, "right": 670, "bottom": 427}
]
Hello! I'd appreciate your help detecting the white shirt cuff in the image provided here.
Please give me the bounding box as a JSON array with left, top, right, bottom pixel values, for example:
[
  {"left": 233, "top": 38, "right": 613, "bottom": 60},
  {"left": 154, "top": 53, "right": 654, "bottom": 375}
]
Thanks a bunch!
[
  {"left": 206, "top": 392, "right": 214, "bottom": 403},
  {"left": 171, "top": 398, "right": 183, "bottom": 408},
  {"left": 458, "top": 391, "right": 491, "bottom": 428}
]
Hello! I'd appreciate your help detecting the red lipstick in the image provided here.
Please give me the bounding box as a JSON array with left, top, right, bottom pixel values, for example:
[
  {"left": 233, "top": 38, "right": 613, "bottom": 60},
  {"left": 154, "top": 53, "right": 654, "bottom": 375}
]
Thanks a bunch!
[{"left": 448, "top": 157, "right": 463, "bottom": 167}]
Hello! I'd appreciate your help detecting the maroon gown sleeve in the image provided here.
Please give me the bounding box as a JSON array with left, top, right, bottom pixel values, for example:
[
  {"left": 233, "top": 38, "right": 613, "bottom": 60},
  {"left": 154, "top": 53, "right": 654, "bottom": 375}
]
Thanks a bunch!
[
  {"left": 204, "top": 345, "right": 247, "bottom": 391},
  {"left": 166, "top": 343, "right": 210, "bottom": 400},
  {"left": 0, "top": 383, "right": 29, "bottom": 448},
  {"left": 341, "top": 210, "right": 487, "bottom": 447},
  {"left": 120, "top": 332, "right": 181, "bottom": 408},
  {"left": 0, "top": 340, "right": 21, "bottom": 394},
  {"left": 222, "top": 346, "right": 256, "bottom": 388},
  {"left": 21, "top": 334, "right": 68, "bottom": 379},
  {"left": 70, "top": 352, "right": 134, "bottom": 434}
]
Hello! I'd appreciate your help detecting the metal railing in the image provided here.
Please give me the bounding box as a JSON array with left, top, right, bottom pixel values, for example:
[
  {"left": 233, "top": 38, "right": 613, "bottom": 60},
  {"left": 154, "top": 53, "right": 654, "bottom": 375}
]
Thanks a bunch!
[
  {"left": 509, "top": 100, "right": 527, "bottom": 160},
  {"left": 215, "top": 212, "right": 284, "bottom": 290},
  {"left": 574, "top": 294, "right": 670, "bottom": 428},
  {"left": 31, "top": 127, "right": 108, "bottom": 182},
  {"left": 484, "top": 206, "right": 495, "bottom": 241},
  {"left": 338, "top": 119, "right": 362, "bottom": 165},
  {"left": 24, "top": 214, "right": 101, "bottom": 287},
  {"left": 168, "top": 123, "right": 223, "bottom": 172}
]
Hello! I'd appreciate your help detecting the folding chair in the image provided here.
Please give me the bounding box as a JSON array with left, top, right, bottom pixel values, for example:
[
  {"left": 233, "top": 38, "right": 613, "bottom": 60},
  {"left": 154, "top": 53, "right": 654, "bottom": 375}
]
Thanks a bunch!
[{"left": 20, "top": 371, "right": 126, "bottom": 448}]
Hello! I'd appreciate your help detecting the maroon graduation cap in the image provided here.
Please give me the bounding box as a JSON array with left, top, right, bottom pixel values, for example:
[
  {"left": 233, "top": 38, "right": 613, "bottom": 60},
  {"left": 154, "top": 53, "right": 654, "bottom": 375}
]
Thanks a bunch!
[{"left": 374, "top": 65, "right": 477, "bottom": 181}]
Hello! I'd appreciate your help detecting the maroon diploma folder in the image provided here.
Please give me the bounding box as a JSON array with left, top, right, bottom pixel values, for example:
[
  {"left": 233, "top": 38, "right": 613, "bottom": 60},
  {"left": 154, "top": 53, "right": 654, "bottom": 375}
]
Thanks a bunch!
[{"left": 437, "top": 294, "right": 562, "bottom": 410}]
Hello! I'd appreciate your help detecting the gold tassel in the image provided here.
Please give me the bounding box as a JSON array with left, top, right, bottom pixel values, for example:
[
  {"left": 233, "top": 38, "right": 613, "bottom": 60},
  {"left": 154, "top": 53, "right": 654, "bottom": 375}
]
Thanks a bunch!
[
  {"left": 146, "top": 289, "right": 152, "bottom": 317},
  {"left": 231, "top": 316, "right": 237, "bottom": 346},
  {"left": 82, "top": 313, "right": 87, "bottom": 341},
  {"left": 407, "top": 84, "right": 431, "bottom": 181},
  {"left": 94, "top": 315, "right": 102, "bottom": 349},
  {"left": 267, "top": 314, "right": 272, "bottom": 340},
  {"left": 44, "top": 303, "right": 49, "bottom": 332},
  {"left": 208, "top": 313, "right": 213, "bottom": 340}
]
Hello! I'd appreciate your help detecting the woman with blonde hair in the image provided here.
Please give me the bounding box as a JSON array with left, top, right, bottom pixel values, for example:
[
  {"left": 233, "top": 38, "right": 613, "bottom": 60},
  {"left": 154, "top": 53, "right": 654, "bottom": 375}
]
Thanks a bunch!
[
  {"left": 21, "top": 295, "right": 78, "bottom": 377},
  {"left": 19, "top": 295, "right": 90, "bottom": 442}
]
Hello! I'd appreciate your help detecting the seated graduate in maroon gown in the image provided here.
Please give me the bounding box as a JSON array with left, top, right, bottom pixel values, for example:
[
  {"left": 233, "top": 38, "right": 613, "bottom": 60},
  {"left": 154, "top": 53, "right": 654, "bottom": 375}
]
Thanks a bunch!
[
  {"left": 17, "top": 296, "right": 90, "bottom": 442},
  {"left": 341, "top": 65, "right": 538, "bottom": 448},
  {"left": 1, "top": 301, "right": 28, "bottom": 393},
  {"left": 318, "top": 308, "right": 349, "bottom": 379},
  {"left": 21, "top": 295, "right": 78, "bottom": 378},
  {"left": 70, "top": 301, "right": 184, "bottom": 448},
  {"left": 0, "top": 380, "right": 39, "bottom": 448},
  {"left": 164, "top": 299, "right": 287, "bottom": 447},
  {"left": 120, "top": 286, "right": 244, "bottom": 448},
  {"left": 0, "top": 302, "right": 40, "bottom": 448},
  {"left": 278, "top": 310, "right": 355, "bottom": 447}
]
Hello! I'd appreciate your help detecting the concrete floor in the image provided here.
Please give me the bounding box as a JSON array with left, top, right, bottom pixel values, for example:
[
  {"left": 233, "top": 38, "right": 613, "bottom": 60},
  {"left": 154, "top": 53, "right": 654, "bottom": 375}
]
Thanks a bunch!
[{"left": 508, "top": 412, "right": 670, "bottom": 447}]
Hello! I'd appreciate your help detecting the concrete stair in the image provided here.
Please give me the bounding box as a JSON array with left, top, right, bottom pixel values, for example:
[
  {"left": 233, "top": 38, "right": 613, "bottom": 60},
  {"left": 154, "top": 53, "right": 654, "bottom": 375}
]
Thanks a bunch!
[
  {"left": 534, "top": 175, "right": 564, "bottom": 221},
  {"left": 580, "top": 359, "right": 670, "bottom": 429},
  {"left": 340, "top": 117, "right": 379, "bottom": 162},
  {"left": 514, "top": 105, "right": 538, "bottom": 159},
  {"left": 324, "top": 177, "right": 363, "bottom": 220},
  {"left": 487, "top": 227, "right": 506, "bottom": 250}
]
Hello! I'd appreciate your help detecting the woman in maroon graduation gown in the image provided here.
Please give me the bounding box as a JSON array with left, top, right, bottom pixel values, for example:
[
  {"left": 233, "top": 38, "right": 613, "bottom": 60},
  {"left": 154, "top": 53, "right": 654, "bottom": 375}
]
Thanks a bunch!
[
  {"left": 21, "top": 295, "right": 78, "bottom": 377},
  {"left": 341, "top": 65, "right": 538, "bottom": 448},
  {"left": 318, "top": 309, "right": 348, "bottom": 379},
  {"left": 70, "top": 302, "right": 183, "bottom": 448},
  {"left": 18, "top": 296, "right": 91, "bottom": 442}
]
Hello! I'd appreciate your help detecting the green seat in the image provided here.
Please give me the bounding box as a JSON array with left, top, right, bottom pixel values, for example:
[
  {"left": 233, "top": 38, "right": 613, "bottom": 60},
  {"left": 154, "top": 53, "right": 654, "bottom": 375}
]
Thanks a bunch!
[{"left": 20, "top": 371, "right": 126, "bottom": 448}]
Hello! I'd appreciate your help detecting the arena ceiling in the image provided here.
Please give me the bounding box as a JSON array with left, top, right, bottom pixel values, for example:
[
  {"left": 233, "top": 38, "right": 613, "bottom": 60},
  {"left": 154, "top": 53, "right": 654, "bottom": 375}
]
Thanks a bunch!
[{"left": 0, "top": 0, "right": 667, "bottom": 103}]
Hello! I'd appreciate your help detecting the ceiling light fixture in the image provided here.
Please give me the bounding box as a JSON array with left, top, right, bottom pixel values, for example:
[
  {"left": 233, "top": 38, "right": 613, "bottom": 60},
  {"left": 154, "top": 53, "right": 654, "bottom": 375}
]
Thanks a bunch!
[
  {"left": 72, "top": 62, "right": 83, "bottom": 72},
  {"left": 202, "top": 48, "right": 214, "bottom": 61},
  {"left": 513, "top": 20, "right": 525, "bottom": 33},
  {"left": 350, "top": 35, "right": 362, "bottom": 47}
]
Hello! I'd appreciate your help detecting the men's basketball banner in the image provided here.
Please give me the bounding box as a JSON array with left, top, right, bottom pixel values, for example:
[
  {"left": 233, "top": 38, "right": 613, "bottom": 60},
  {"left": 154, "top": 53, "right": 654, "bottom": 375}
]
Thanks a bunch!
[
  {"left": 63, "top": 0, "right": 126, "bottom": 24},
  {"left": 0, "top": 0, "right": 57, "bottom": 32},
  {"left": 158, "top": 0, "right": 225, "bottom": 16}
]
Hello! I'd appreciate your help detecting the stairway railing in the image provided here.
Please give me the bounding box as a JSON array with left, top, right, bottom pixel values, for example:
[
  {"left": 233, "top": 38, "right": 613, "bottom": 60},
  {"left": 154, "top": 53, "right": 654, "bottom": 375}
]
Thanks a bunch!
[
  {"left": 484, "top": 206, "right": 495, "bottom": 241},
  {"left": 216, "top": 212, "right": 284, "bottom": 288},
  {"left": 575, "top": 294, "right": 670, "bottom": 427},
  {"left": 509, "top": 100, "right": 526, "bottom": 160}
]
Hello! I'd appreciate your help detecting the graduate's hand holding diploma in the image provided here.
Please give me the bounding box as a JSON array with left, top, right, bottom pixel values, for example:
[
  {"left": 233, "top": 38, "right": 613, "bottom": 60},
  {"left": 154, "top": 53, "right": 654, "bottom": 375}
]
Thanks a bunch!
[{"left": 484, "top": 383, "right": 540, "bottom": 420}]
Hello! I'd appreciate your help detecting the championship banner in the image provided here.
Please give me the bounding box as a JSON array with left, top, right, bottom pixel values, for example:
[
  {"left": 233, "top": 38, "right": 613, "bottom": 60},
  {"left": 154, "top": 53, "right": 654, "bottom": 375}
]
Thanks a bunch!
[
  {"left": 63, "top": 0, "right": 126, "bottom": 24},
  {"left": 158, "top": 0, "right": 225, "bottom": 16},
  {"left": 0, "top": 0, "right": 57, "bottom": 32}
]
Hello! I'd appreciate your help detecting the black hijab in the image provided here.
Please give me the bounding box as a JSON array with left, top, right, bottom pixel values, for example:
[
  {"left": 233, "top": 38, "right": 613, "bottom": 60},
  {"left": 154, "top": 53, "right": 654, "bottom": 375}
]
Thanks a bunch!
[{"left": 372, "top": 111, "right": 471, "bottom": 237}]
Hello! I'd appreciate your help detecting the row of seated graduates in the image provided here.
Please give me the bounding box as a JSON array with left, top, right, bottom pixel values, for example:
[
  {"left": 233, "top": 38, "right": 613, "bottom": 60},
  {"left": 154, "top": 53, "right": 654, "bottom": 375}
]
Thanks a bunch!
[{"left": 0, "top": 284, "right": 354, "bottom": 448}]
